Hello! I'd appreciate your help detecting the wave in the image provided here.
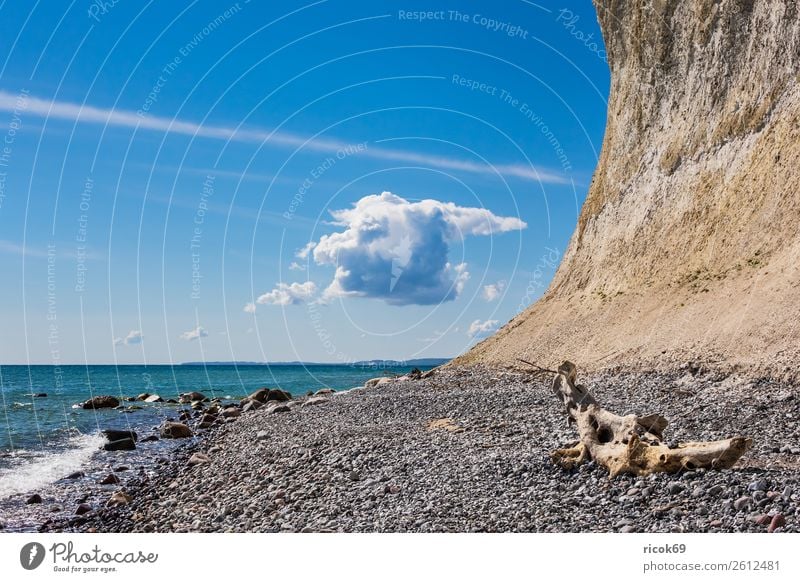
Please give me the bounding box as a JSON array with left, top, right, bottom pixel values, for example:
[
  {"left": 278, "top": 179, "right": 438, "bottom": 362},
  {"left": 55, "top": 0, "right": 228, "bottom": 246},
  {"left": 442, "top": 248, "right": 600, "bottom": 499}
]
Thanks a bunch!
[{"left": 0, "top": 432, "right": 105, "bottom": 499}]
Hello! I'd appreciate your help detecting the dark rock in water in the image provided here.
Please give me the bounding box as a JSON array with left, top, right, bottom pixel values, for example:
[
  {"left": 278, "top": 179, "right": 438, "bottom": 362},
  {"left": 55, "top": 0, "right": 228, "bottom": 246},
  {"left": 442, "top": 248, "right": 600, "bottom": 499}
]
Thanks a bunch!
[
  {"left": 104, "top": 438, "right": 136, "bottom": 451},
  {"left": 180, "top": 391, "right": 208, "bottom": 403},
  {"left": 65, "top": 471, "right": 85, "bottom": 480},
  {"left": 249, "top": 388, "right": 271, "bottom": 403},
  {"left": 768, "top": 514, "right": 786, "bottom": 533},
  {"left": 98, "top": 473, "right": 120, "bottom": 485},
  {"left": 136, "top": 393, "right": 150, "bottom": 401},
  {"left": 75, "top": 503, "right": 92, "bottom": 515},
  {"left": 144, "top": 394, "right": 163, "bottom": 403},
  {"left": 315, "top": 388, "right": 336, "bottom": 396},
  {"left": 250, "top": 388, "right": 291, "bottom": 403},
  {"left": 165, "top": 398, "right": 179, "bottom": 404},
  {"left": 124, "top": 397, "right": 136, "bottom": 402},
  {"left": 82, "top": 395, "right": 120, "bottom": 409},
  {"left": 408, "top": 367, "right": 423, "bottom": 380},
  {"left": 140, "top": 435, "right": 159, "bottom": 443},
  {"left": 34, "top": 393, "right": 48, "bottom": 398},
  {"left": 26, "top": 493, "right": 43, "bottom": 504},
  {"left": 179, "top": 411, "right": 192, "bottom": 422},
  {"left": 160, "top": 422, "right": 193, "bottom": 439},
  {"left": 102, "top": 429, "right": 138, "bottom": 442}
]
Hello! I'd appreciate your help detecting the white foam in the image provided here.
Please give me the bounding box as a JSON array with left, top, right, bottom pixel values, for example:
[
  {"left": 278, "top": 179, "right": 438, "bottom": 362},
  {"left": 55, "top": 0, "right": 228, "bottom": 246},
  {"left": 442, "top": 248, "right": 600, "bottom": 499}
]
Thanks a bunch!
[{"left": 0, "top": 432, "right": 105, "bottom": 499}]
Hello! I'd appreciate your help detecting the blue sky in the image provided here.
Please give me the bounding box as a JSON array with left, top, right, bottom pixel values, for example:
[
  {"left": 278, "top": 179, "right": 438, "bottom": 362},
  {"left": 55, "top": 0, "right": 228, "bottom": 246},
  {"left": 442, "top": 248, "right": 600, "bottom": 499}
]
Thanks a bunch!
[{"left": 0, "top": 0, "right": 608, "bottom": 364}]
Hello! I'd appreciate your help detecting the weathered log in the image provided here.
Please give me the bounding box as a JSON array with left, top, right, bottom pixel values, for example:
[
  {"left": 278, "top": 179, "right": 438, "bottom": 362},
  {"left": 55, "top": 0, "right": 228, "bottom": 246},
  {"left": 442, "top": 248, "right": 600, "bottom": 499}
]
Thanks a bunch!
[{"left": 542, "top": 361, "right": 752, "bottom": 477}]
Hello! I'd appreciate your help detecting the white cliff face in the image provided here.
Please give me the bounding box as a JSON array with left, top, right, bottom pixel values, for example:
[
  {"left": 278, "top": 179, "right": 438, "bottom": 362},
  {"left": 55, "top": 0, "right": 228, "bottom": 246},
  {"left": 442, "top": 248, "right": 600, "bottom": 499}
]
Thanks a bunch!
[{"left": 458, "top": 0, "right": 800, "bottom": 379}]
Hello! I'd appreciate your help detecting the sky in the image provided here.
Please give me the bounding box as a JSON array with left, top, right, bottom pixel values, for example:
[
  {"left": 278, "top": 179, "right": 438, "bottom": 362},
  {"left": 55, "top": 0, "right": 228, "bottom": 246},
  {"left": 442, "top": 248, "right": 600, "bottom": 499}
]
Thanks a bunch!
[{"left": 0, "top": 0, "right": 609, "bottom": 364}]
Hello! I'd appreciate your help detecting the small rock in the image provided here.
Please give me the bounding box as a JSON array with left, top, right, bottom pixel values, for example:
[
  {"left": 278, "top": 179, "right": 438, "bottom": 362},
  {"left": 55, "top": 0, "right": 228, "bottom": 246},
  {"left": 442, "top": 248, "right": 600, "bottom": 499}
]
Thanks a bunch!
[
  {"left": 188, "top": 453, "right": 211, "bottom": 466},
  {"left": 34, "top": 393, "right": 48, "bottom": 398},
  {"left": 315, "top": 388, "right": 336, "bottom": 396},
  {"left": 104, "top": 438, "right": 136, "bottom": 451},
  {"left": 748, "top": 479, "right": 768, "bottom": 492},
  {"left": 668, "top": 482, "right": 684, "bottom": 495},
  {"left": 140, "top": 435, "right": 159, "bottom": 443},
  {"left": 221, "top": 407, "right": 241, "bottom": 418},
  {"left": 102, "top": 429, "right": 138, "bottom": 442},
  {"left": 107, "top": 492, "right": 132, "bottom": 507},
  {"left": 707, "top": 484, "right": 724, "bottom": 496},
  {"left": 26, "top": 494, "right": 43, "bottom": 504},
  {"left": 754, "top": 514, "right": 771, "bottom": 526},
  {"left": 180, "top": 391, "right": 207, "bottom": 403},
  {"left": 271, "top": 405, "right": 291, "bottom": 413},
  {"left": 98, "top": 473, "right": 120, "bottom": 485},
  {"left": 620, "top": 525, "right": 636, "bottom": 533},
  {"left": 65, "top": 471, "right": 85, "bottom": 480},
  {"left": 734, "top": 496, "right": 752, "bottom": 511},
  {"left": 144, "top": 394, "right": 163, "bottom": 403},
  {"left": 768, "top": 514, "right": 786, "bottom": 533},
  {"left": 256, "top": 431, "right": 269, "bottom": 441},
  {"left": 303, "top": 397, "right": 329, "bottom": 407},
  {"left": 75, "top": 503, "right": 92, "bottom": 515},
  {"left": 82, "top": 395, "right": 120, "bottom": 409},
  {"left": 160, "top": 422, "right": 193, "bottom": 439},
  {"left": 349, "top": 471, "right": 361, "bottom": 482}
]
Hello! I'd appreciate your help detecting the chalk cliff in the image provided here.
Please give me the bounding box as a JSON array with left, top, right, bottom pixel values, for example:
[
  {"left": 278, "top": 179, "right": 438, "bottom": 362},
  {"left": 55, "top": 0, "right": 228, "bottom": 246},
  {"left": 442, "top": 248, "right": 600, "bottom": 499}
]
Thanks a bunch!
[{"left": 457, "top": 0, "right": 800, "bottom": 379}]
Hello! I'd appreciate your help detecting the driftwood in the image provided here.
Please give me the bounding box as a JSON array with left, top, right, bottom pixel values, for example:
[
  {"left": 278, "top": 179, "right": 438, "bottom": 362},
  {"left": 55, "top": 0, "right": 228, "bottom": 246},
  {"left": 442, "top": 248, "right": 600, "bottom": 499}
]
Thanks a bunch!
[{"left": 530, "top": 361, "right": 752, "bottom": 477}]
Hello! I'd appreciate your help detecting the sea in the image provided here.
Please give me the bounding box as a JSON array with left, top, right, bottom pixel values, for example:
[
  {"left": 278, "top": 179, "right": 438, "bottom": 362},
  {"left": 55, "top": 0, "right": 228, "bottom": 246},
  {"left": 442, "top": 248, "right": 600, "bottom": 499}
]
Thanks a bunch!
[{"left": 0, "top": 362, "right": 441, "bottom": 509}]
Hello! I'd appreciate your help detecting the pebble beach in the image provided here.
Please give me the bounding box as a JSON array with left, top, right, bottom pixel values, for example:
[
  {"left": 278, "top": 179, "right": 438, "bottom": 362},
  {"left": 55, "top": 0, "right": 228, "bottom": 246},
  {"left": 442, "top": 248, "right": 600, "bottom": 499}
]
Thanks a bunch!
[{"left": 26, "top": 364, "right": 798, "bottom": 534}]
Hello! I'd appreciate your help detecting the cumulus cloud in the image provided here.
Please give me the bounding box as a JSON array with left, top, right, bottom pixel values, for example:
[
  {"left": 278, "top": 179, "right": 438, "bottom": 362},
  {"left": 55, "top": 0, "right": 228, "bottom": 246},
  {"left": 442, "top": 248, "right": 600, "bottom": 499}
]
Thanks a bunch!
[
  {"left": 180, "top": 326, "right": 209, "bottom": 341},
  {"left": 468, "top": 319, "right": 499, "bottom": 338},
  {"left": 114, "top": 330, "right": 143, "bottom": 346},
  {"left": 295, "top": 242, "right": 316, "bottom": 259},
  {"left": 243, "top": 302, "right": 257, "bottom": 314},
  {"left": 311, "top": 192, "right": 525, "bottom": 305},
  {"left": 256, "top": 281, "right": 317, "bottom": 306},
  {"left": 482, "top": 280, "right": 507, "bottom": 302},
  {"left": 288, "top": 261, "right": 304, "bottom": 271}
]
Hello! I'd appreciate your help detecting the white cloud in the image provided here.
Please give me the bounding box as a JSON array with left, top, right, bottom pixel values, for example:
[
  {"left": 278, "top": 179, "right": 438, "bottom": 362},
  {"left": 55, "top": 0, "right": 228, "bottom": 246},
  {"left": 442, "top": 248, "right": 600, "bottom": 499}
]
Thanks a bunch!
[
  {"left": 114, "top": 330, "right": 143, "bottom": 346},
  {"left": 243, "top": 302, "right": 257, "bottom": 314},
  {"left": 288, "top": 261, "right": 304, "bottom": 271},
  {"left": 256, "top": 281, "right": 317, "bottom": 306},
  {"left": 468, "top": 319, "right": 500, "bottom": 338},
  {"left": 179, "top": 326, "right": 209, "bottom": 341},
  {"left": 0, "top": 91, "right": 569, "bottom": 184},
  {"left": 482, "top": 280, "right": 507, "bottom": 302},
  {"left": 295, "top": 242, "right": 316, "bottom": 259},
  {"left": 310, "top": 192, "right": 524, "bottom": 305}
]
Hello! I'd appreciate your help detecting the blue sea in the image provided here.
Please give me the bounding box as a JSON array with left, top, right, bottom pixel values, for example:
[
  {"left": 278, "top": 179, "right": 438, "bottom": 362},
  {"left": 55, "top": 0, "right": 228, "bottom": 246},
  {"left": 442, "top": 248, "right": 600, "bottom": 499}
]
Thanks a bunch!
[{"left": 0, "top": 363, "right": 439, "bottom": 501}]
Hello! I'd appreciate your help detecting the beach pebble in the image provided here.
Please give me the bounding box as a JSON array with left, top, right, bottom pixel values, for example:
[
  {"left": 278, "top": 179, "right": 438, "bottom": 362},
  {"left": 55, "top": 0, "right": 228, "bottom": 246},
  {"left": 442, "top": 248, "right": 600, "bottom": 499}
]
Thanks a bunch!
[
  {"left": 160, "top": 422, "right": 193, "bottom": 439},
  {"left": 99, "top": 474, "right": 121, "bottom": 485},
  {"left": 26, "top": 494, "right": 43, "bottom": 504},
  {"left": 75, "top": 503, "right": 93, "bottom": 515},
  {"left": 188, "top": 453, "right": 211, "bottom": 466},
  {"left": 768, "top": 514, "right": 786, "bottom": 533}
]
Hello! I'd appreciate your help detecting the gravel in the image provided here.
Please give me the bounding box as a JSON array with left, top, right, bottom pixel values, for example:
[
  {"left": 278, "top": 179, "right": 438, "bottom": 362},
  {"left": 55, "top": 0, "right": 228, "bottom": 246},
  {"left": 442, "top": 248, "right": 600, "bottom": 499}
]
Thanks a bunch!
[{"left": 46, "top": 365, "right": 800, "bottom": 533}]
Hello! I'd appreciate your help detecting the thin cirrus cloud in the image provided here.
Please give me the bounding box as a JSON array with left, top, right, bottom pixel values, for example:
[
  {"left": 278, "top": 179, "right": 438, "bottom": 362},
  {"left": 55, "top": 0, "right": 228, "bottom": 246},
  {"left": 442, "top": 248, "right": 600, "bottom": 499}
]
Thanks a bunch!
[
  {"left": 310, "top": 191, "right": 525, "bottom": 306},
  {"left": 179, "top": 326, "right": 209, "bottom": 341},
  {"left": 113, "top": 330, "right": 143, "bottom": 346},
  {"left": 0, "top": 91, "right": 568, "bottom": 184}
]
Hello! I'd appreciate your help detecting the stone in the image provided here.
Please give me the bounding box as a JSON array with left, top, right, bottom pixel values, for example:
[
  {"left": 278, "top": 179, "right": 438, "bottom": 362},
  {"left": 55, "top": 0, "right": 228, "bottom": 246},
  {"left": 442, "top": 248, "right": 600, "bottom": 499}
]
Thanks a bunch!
[
  {"left": 754, "top": 514, "right": 771, "bottom": 526},
  {"left": 107, "top": 492, "right": 132, "bottom": 507},
  {"left": 707, "top": 484, "right": 724, "bottom": 496},
  {"left": 104, "top": 438, "right": 136, "bottom": 451},
  {"left": 102, "top": 429, "right": 137, "bottom": 442},
  {"left": 315, "top": 388, "right": 336, "bottom": 396},
  {"left": 75, "top": 503, "right": 92, "bottom": 515},
  {"left": 65, "top": 471, "right": 85, "bottom": 480},
  {"left": 136, "top": 393, "right": 151, "bottom": 400},
  {"left": 302, "top": 397, "right": 329, "bottom": 407},
  {"left": 140, "top": 435, "right": 159, "bottom": 442},
  {"left": 734, "top": 496, "right": 752, "bottom": 511},
  {"left": 256, "top": 431, "right": 269, "bottom": 441},
  {"left": 221, "top": 407, "right": 241, "bottom": 418},
  {"left": 271, "top": 404, "right": 291, "bottom": 413},
  {"left": 180, "top": 391, "right": 208, "bottom": 403},
  {"left": 768, "top": 514, "right": 786, "bottom": 533},
  {"left": 349, "top": 471, "right": 361, "bottom": 481},
  {"left": 160, "top": 422, "right": 193, "bottom": 439},
  {"left": 26, "top": 494, "right": 43, "bottom": 504},
  {"left": 197, "top": 414, "right": 217, "bottom": 429},
  {"left": 748, "top": 479, "right": 769, "bottom": 492},
  {"left": 82, "top": 395, "right": 120, "bottom": 409},
  {"left": 668, "top": 482, "right": 684, "bottom": 495},
  {"left": 144, "top": 394, "right": 163, "bottom": 403},
  {"left": 365, "top": 377, "right": 391, "bottom": 389},
  {"left": 99, "top": 473, "right": 120, "bottom": 485},
  {"left": 242, "top": 400, "right": 262, "bottom": 413},
  {"left": 34, "top": 393, "right": 47, "bottom": 398},
  {"left": 267, "top": 389, "right": 292, "bottom": 402},
  {"left": 188, "top": 453, "right": 211, "bottom": 466}
]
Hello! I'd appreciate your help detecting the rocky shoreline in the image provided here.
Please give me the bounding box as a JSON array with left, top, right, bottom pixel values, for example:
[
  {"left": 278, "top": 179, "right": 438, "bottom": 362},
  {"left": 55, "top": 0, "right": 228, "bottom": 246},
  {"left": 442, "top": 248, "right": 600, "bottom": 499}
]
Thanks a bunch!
[{"left": 34, "top": 365, "right": 800, "bottom": 533}]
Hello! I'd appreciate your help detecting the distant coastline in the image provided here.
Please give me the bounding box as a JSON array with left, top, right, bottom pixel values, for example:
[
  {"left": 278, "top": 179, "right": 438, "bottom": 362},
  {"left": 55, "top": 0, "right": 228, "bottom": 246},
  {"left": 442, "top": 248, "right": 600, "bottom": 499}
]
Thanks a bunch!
[{"left": 179, "top": 358, "right": 451, "bottom": 367}]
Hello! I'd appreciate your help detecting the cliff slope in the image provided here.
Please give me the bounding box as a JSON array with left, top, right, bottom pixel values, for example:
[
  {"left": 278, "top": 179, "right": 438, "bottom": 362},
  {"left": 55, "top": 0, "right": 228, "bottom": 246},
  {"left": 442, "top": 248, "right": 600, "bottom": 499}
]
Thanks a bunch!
[{"left": 457, "top": 0, "right": 800, "bottom": 380}]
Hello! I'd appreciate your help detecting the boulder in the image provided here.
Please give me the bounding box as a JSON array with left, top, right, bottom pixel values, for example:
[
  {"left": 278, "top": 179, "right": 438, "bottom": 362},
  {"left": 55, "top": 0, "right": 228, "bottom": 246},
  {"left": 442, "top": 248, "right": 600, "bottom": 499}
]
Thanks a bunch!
[
  {"left": 408, "top": 367, "right": 423, "bottom": 380},
  {"left": 242, "top": 400, "right": 262, "bottom": 413},
  {"left": 315, "top": 388, "right": 336, "bottom": 396},
  {"left": 267, "top": 389, "right": 292, "bottom": 402},
  {"left": 75, "top": 503, "right": 92, "bottom": 515},
  {"left": 302, "top": 397, "right": 329, "bottom": 408},
  {"left": 365, "top": 377, "right": 391, "bottom": 389},
  {"left": 768, "top": 514, "right": 786, "bottom": 533},
  {"left": 107, "top": 492, "right": 132, "bottom": 507},
  {"left": 197, "top": 414, "right": 217, "bottom": 429},
  {"left": 65, "top": 471, "right": 85, "bottom": 480},
  {"left": 221, "top": 407, "right": 241, "bottom": 418},
  {"left": 34, "top": 393, "right": 48, "bottom": 398},
  {"left": 188, "top": 453, "right": 210, "bottom": 466},
  {"left": 160, "top": 422, "right": 193, "bottom": 439},
  {"left": 144, "top": 394, "right": 163, "bottom": 403},
  {"left": 249, "top": 388, "right": 271, "bottom": 403},
  {"left": 102, "top": 429, "right": 137, "bottom": 442},
  {"left": 82, "top": 395, "right": 120, "bottom": 409},
  {"left": 271, "top": 404, "right": 291, "bottom": 414},
  {"left": 103, "top": 438, "right": 136, "bottom": 451},
  {"left": 26, "top": 494, "right": 43, "bottom": 504},
  {"left": 180, "top": 391, "right": 208, "bottom": 403},
  {"left": 136, "top": 393, "right": 150, "bottom": 401},
  {"left": 256, "top": 431, "right": 269, "bottom": 441},
  {"left": 98, "top": 473, "right": 120, "bottom": 485}
]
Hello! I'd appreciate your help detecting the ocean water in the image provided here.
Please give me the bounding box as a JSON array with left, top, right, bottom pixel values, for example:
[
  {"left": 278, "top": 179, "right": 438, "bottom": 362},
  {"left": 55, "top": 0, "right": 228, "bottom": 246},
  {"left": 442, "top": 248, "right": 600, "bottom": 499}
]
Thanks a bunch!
[{"left": 0, "top": 363, "right": 436, "bottom": 500}]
